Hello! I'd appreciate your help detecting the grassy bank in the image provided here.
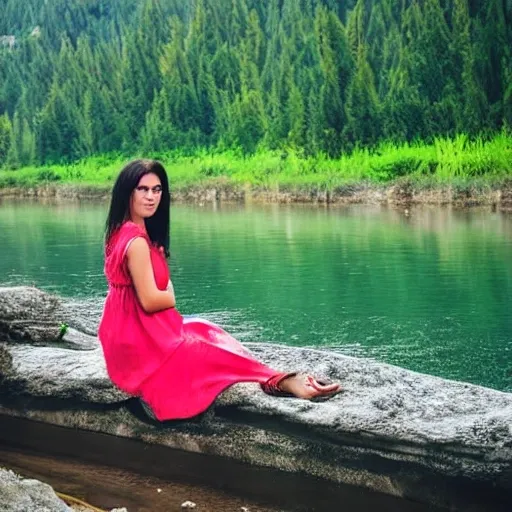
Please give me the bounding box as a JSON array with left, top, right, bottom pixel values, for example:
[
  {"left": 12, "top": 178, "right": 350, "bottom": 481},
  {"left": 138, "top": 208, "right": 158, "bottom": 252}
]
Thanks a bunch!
[{"left": 0, "top": 132, "right": 511, "bottom": 193}]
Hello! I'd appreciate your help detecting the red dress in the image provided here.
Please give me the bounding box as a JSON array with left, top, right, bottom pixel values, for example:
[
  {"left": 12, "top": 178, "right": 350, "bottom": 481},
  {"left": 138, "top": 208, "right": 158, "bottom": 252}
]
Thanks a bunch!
[{"left": 98, "top": 221, "right": 278, "bottom": 420}]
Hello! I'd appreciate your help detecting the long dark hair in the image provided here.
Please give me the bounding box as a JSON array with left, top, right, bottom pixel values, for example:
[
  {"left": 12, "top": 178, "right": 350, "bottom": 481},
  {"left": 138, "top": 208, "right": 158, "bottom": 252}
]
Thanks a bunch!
[{"left": 105, "top": 159, "right": 171, "bottom": 256}]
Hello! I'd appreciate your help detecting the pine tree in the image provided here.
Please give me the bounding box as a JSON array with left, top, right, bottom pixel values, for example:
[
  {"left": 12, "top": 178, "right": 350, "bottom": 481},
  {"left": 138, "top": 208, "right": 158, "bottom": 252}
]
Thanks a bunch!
[
  {"left": 382, "top": 43, "right": 426, "bottom": 142},
  {"left": 5, "top": 111, "right": 36, "bottom": 168},
  {"left": 195, "top": 57, "right": 217, "bottom": 139},
  {"left": 160, "top": 17, "right": 200, "bottom": 135},
  {"left": 451, "top": 0, "right": 488, "bottom": 134},
  {"left": 344, "top": 44, "right": 381, "bottom": 148},
  {"left": 315, "top": 5, "right": 353, "bottom": 154},
  {"left": 186, "top": 0, "right": 207, "bottom": 82},
  {"left": 141, "top": 88, "right": 177, "bottom": 152},
  {"left": 0, "top": 113, "right": 12, "bottom": 166},
  {"left": 287, "top": 82, "right": 306, "bottom": 149},
  {"left": 211, "top": 43, "right": 241, "bottom": 94},
  {"left": 228, "top": 86, "right": 267, "bottom": 154},
  {"left": 74, "top": 89, "right": 95, "bottom": 157},
  {"left": 261, "top": 0, "right": 280, "bottom": 91},
  {"left": 474, "top": 0, "right": 511, "bottom": 127},
  {"left": 264, "top": 82, "right": 285, "bottom": 149},
  {"left": 245, "top": 9, "right": 265, "bottom": 73},
  {"left": 366, "top": 2, "right": 389, "bottom": 96},
  {"left": 20, "top": 118, "right": 36, "bottom": 165},
  {"left": 37, "top": 80, "right": 66, "bottom": 162},
  {"left": 230, "top": 0, "right": 250, "bottom": 44},
  {"left": 305, "top": 86, "right": 325, "bottom": 155},
  {"left": 407, "top": 0, "right": 457, "bottom": 136}
]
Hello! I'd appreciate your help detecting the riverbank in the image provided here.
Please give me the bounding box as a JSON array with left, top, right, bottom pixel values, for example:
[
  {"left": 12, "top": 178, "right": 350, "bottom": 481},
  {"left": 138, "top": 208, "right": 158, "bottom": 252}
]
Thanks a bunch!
[
  {"left": 1, "top": 417, "right": 433, "bottom": 512},
  {"left": 1, "top": 177, "right": 512, "bottom": 209},
  {"left": 0, "top": 133, "right": 511, "bottom": 207},
  {"left": 0, "top": 442, "right": 278, "bottom": 512}
]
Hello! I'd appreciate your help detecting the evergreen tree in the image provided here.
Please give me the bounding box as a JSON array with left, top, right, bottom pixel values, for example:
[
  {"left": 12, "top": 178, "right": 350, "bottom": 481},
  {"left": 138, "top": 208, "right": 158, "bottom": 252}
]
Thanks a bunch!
[
  {"left": 230, "top": 0, "right": 250, "bottom": 44},
  {"left": 475, "top": 0, "right": 511, "bottom": 127},
  {"left": 407, "top": 0, "right": 457, "bottom": 136},
  {"left": 287, "top": 82, "right": 306, "bottom": 149},
  {"left": 382, "top": 44, "right": 426, "bottom": 142},
  {"left": 160, "top": 17, "right": 200, "bottom": 134},
  {"left": 228, "top": 87, "right": 267, "bottom": 154},
  {"left": 37, "top": 79, "right": 67, "bottom": 162},
  {"left": 20, "top": 118, "right": 36, "bottom": 165},
  {"left": 245, "top": 9, "right": 265, "bottom": 74},
  {"left": 0, "top": 114, "right": 12, "bottom": 166},
  {"left": 141, "top": 87, "right": 178, "bottom": 152},
  {"left": 74, "top": 89, "right": 95, "bottom": 157},
  {"left": 344, "top": 44, "right": 381, "bottom": 148},
  {"left": 451, "top": 0, "right": 488, "bottom": 134},
  {"left": 261, "top": 0, "right": 280, "bottom": 91},
  {"left": 315, "top": 5, "right": 353, "bottom": 154},
  {"left": 6, "top": 111, "right": 35, "bottom": 168}
]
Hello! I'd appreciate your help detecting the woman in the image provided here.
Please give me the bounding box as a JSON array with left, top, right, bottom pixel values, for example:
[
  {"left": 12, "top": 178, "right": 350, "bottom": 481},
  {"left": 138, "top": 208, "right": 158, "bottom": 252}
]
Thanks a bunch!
[{"left": 98, "top": 159, "right": 341, "bottom": 421}]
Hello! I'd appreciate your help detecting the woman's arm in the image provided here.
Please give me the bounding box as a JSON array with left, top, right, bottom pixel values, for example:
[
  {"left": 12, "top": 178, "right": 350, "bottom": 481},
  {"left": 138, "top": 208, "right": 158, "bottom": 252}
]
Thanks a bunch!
[
  {"left": 126, "top": 237, "right": 176, "bottom": 313},
  {"left": 166, "top": 279, "right": 175, "bottom": 298}
]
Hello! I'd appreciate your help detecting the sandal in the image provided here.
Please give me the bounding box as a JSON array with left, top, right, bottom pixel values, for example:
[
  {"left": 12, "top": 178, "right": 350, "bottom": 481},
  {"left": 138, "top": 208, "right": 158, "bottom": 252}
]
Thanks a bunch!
[{"left": 261, "top": 372, "right": 342, "bottom": 401}]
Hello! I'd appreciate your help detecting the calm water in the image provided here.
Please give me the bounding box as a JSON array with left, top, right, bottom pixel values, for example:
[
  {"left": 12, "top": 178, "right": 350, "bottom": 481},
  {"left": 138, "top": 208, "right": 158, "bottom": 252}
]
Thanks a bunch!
[{"left": 0, "top": 199, "right": 511, "bottom": 392}]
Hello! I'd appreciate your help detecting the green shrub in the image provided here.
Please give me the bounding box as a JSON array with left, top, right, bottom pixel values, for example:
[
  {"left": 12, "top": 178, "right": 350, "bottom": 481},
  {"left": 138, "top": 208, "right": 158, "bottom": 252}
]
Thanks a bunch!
[{"left": 37, "top": 169, "right": 61, "bottom": 181}]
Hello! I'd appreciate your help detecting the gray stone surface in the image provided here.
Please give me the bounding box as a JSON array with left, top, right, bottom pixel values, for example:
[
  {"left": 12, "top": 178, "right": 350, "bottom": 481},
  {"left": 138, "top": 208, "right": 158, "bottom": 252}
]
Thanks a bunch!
[
  {"left": 0, "top": 467, "right": 71, "bottom": 512},
  {"left": 0, "top": 286, "right": 62, "bottom": 344},
  {"left": 0, "top": 343, "right": 13, "bottom": 382},
  {"left": 0, "top": 467, "right": 129, "bottom": 512},
  {"left": 1, "top": 286, "right": 511, "bottom": 511}
]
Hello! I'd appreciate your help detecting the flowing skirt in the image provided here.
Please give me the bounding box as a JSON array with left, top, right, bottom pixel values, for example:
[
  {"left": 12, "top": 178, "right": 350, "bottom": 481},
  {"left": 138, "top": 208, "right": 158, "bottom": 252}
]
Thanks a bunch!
[{"left": 139, "top": 317, "right": 278, "bottom": 420}]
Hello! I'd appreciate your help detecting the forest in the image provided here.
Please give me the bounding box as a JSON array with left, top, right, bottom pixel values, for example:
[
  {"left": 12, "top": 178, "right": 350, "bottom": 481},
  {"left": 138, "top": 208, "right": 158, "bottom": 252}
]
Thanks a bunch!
[{"left": 0, "top": 0, "right": 510, "bottom": 184}]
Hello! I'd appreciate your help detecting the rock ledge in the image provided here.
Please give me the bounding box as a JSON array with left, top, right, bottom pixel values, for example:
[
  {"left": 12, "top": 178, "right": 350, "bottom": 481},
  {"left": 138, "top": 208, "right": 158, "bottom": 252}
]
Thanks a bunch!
[{"left": 1, "top": 286, "right": 511, "bottom": 511}]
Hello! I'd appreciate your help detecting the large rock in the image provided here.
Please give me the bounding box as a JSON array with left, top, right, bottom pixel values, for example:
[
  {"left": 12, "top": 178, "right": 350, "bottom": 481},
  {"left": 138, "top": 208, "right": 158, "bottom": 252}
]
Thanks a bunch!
[
  {"left": 0, "top": 286, "right": 511, "bottom": 511},
  {"left": 0, "top": 287, "right": 61, "bottom": 344}
]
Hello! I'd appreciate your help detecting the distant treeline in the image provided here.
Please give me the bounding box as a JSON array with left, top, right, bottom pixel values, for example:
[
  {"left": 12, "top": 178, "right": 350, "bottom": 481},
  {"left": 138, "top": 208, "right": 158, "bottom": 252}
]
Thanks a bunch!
[{"left": 0, "top": 0, "right": 510, "bottom": 169}]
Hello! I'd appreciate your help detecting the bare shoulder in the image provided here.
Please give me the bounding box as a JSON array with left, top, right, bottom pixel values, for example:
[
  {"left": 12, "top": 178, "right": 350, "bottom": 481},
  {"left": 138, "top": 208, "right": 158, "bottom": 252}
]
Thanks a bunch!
[
  {"left": 121, "top": 220, "right": 145, "bottom": 235},
  {"left": 126, "top": 236, "right": 150, "bottom": 258}
]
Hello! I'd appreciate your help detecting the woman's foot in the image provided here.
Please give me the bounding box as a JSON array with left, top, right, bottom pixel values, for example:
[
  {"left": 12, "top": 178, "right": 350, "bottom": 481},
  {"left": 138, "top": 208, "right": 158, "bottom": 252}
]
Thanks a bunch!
[
  {"left": 279, "top": 373, "right": 341, "bottom": 400},
  {"left": 261, "top": 372, "right": 341, "bottom": 401}
]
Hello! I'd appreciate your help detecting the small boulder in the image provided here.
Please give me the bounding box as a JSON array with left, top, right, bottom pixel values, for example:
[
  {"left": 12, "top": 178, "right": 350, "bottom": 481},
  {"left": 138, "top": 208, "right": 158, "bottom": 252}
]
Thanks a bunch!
[{"left": 0, "top": 468, "right": 71, "bottom": 512}]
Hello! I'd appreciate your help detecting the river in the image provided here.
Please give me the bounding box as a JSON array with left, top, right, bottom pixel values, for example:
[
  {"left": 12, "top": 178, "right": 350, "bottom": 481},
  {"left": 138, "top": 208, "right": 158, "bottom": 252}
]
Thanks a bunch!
[{"left": 0, "top": 199, "right": 511, "bottom": 391}]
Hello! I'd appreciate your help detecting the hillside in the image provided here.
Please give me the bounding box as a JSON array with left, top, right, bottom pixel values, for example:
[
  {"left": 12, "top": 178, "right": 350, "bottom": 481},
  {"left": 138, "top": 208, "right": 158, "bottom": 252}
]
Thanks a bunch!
[{"left": 0, "top": 0, "right": 510, "bottom": 172}]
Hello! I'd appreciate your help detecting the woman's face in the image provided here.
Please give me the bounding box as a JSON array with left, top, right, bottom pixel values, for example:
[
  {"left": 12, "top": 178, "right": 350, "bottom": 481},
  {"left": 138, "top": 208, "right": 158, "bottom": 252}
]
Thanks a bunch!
[{"left": 129, "top": 172, "right": 162, "bottom": 222}]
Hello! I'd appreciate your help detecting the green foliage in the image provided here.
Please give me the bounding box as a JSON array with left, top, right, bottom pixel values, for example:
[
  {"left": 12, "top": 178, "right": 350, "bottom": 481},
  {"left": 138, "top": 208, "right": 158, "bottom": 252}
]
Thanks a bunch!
[
  {"left": 434, "top": 130, "right": 512, "bottom": 179},
  {"left": 344, "top": 45, "right": 380, "bottom": 148},
  {"left": 0, "top": 113, "right": 12, "bottom": 165},
  {"left": 227, "top": 88, "right": 267, "bottom": 155},
  {"left": 0, "top": 0, "right": 510, "bottom": 166},
  {"left": 37, "top": 169, "right": 61, "bottom": 182},
  {"left": 1, "top": 132, "right": 510, "bottom": 191},
  {"left": 5, "top": 111, "right": 36, "bottom": 168}
]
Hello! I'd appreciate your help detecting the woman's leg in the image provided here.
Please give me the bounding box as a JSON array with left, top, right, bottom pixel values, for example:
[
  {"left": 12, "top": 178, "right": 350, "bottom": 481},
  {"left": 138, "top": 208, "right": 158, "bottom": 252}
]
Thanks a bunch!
[
  {"left": 140, "top": 332, "right": 278, "bottom": 420},
  {"left": 182, "top": 317, "right": 256, "bottom": 358},
  {"left": 183, "top": 318, "right": 341, "bottom": 400}
]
